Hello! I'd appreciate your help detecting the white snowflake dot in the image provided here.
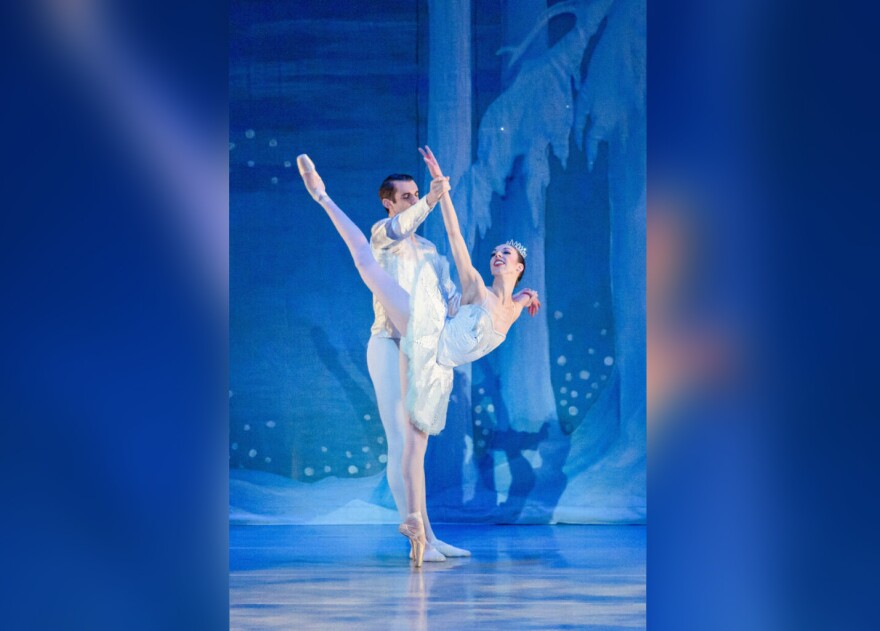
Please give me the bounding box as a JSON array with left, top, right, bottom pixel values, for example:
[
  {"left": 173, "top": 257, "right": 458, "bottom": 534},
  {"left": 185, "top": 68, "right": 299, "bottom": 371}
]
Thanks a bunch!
[
  {"left": 579, "top": 370, "right": 590, "bottom": 380},
  {"left": 478, "top": 387, "right": 485, "bottom": 395},
  {"left": 475, "top": 419, "right": 482, "bottom": 426},
  {"left": 245, "top": 129, "right": 255, "bottom": 138},
  {"left": 560, "top": 399, "right": 568, "bottom": 406},
  {"left": 378, "top": 454, "right": 388, "bottom": 464},
  {"left": 304, "top": 467, "right": 314, "bottom": 476},
  {"left": 557, "top": 355, "right": 567, "bottom": 366},
  {"left": 600, "top": 328, "right": 607, "bottom": 335},
  {"left": 377, "top": 436, "right": 385, "bottom": 444},
  {"left": 486, "top": 403, "right": 495, "bottom": 413},
  {"left": 554, "top": 311, "right": 563, "bottom": 320},
  {"left": 363, "top": 414, "right": 372, "bottom": 421},
  {"left": 474, "top": 405, "right": 483, "bottom": 414},
  {"left": 269, "top": 138, "right": 277, "bottom": 147},
  {"left": 266, "top": 420, "right": 276, "bottom": 428},
  {"left": 571, "top": 391, "right": 579, "bottom": 398},
  {"left": 348, "top": 465, "right": 358, "bottom": 475},
  {"left": 321, "top": 446, "right": 328, "bottom": 452},
  {"left": 247, "top": 160, "right": 255, "bottom": 167},
  {"left": 477, "top": 439, "right": 486, "bottom": 448},
  {"left": 229, "top": 142, "right": 236, "bottom": 151},
  {"left": 568, "top": 406, "right": 578, "bottom": 416},
  {"left": 345, "top": 451, "right": 352, "bottom": 458},
  {"left": 271, "top": 176, "right": 278, "bottom": 185},
  {"left": 324, "top": 465, "right": 331, "bottom": 473},
  {"left": 365, "top": 462, "right": 372, "bottom": 469},
  {"left": 361, "top": 446, "right": 370, "bottom": 453},
  {"left": 560, "top": 386, "right": 567, "bottom": 394},
  {"left": 248, "top": 449, "right": 257, "bottom": 458},
  {"left": 604, "top": 356, "right": 614, "bottom": 366},
  {"left": 264, "top": 457, "right": 272, "bottom": 463},
  {"left": 284, "top": 160, "right": 292, "bottom": 168},
  {"left": 243, "top": 424, "right": 250, "bottom": 431},
  {"left": 565, "top": 372, "right": 572, "bottom": 381},
  {"left": 588, "top": 348, "right": 595, "bottom": 355},
  {"left": 586, "top": 393, "right": 593, "bottom": 399},
  {"left": 231, "top": 442, "right": 238, "bottom": 450},
  {"left": 566, "top": 333, "right": 573, "bottom": 341},
  {"left": 592, "top": 383, "right": 599, "bottom": 389}
]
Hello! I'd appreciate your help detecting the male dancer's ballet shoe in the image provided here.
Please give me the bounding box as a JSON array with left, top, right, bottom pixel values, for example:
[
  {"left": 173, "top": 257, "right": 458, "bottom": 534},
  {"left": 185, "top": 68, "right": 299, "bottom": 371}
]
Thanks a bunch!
[
  {"left": 411, "top": 543, "right": 446, "bottom": 562},
  {"left": 430, "top": 539, "right": 471, "bottom": 558},
  {"left": 296, "top": 154, "right": 327, "bottom": 202},
  {"left": 399, "top": 512, "right": 426, "bottom": 567}
]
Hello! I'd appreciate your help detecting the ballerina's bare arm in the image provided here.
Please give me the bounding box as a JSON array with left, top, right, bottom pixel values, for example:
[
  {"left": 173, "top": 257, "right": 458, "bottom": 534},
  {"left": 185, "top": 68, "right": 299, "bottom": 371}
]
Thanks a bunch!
[
  {"left": 418, "top": 146, "right": 487, "bottom": 304},
  {"left": 513, "top": 288, "right": 542, "bottom": 317}
]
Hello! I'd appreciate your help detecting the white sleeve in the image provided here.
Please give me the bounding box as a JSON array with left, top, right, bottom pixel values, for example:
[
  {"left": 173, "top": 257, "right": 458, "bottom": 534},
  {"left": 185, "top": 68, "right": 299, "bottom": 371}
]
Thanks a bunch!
[{"left": 370, "top": 197, "right": 434, "bottom": 249}]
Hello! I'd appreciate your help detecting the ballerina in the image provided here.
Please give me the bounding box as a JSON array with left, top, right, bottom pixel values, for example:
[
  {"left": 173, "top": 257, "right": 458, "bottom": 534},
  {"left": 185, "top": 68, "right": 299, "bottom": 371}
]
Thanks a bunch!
[{"left": 298, "top": 147, "right": 540, "bottom": 565}]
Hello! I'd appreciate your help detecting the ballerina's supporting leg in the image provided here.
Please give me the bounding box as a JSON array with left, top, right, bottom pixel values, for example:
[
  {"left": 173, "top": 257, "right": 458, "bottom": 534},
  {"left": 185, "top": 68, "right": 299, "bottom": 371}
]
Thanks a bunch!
[
  {"left": 399, "top": 349, "right": 429, "bottom": 566},
  {"left": 300, "top": 155, "right": 430, "bottom": 565}
]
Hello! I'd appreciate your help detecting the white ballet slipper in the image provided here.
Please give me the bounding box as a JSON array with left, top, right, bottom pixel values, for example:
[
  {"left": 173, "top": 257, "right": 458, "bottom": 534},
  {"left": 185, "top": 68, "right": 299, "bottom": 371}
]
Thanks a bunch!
[
  {"left": 411, "top": 543, "right": 446, "bottom": 563},
  {"left": 430, "top": 539, "right": 471, "bottom": 558}
]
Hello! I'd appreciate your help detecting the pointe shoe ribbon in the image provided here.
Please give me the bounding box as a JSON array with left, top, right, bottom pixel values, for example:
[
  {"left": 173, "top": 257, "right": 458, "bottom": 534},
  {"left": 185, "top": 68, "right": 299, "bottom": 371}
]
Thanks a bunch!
[{"left": 296, "top": 154, "right": 328, "bottom": 202}]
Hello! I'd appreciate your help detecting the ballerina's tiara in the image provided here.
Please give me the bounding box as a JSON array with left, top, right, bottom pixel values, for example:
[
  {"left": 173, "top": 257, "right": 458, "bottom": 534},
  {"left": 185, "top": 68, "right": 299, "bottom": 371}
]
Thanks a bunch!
[{"left": 506, "top": 240, "right": 527, "bottom": 259}]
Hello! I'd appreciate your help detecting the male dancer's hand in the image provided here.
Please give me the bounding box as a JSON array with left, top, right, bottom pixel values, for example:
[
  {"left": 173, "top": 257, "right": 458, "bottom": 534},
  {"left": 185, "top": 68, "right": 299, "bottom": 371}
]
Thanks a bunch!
[{"left": 427, "top": 176, "right": 451, "bottom": 207}]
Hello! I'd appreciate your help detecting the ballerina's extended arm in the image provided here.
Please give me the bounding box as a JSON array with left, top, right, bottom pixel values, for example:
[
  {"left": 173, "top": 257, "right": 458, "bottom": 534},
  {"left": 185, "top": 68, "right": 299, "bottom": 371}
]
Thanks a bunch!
[{"left": 418, "top": 146, "right": 487, "bottom": 304}]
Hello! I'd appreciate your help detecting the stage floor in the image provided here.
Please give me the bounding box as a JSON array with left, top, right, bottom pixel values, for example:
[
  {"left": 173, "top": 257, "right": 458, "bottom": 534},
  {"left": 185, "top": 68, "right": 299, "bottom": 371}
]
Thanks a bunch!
[{"left": 230, "top": 524, "right": 645, "bottom": 630}]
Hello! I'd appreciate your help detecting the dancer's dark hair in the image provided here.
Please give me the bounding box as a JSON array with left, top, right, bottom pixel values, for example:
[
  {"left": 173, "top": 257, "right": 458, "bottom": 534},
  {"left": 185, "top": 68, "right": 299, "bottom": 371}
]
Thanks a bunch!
[{"left": 378, "top": 174, "right": 416, "bottom": 213}]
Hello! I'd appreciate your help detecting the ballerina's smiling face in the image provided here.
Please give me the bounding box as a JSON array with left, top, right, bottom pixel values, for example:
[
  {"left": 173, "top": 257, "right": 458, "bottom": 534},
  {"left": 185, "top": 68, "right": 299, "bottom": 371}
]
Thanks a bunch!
[{"left": 490, "top": 244, "right": 525, "bottom": 283}]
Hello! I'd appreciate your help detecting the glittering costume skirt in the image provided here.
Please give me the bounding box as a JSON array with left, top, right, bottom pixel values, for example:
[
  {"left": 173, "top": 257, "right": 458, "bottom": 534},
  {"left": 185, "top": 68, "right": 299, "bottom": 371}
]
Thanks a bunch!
[{"left": 401, "top": 261, "right": 454, "bottom": 435}]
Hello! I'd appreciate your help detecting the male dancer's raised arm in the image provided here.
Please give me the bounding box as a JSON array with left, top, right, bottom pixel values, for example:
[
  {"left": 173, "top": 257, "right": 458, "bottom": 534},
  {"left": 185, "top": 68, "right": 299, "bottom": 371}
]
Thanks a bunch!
[{"left": 371, "top": 178, "right": 448, "bottom": 249}]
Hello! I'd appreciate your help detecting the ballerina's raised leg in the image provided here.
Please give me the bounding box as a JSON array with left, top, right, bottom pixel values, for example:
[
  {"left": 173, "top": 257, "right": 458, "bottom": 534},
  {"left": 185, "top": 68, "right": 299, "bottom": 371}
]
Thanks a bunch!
[{"left": 297, "top": 155, "right": 412, "bottom": 333}]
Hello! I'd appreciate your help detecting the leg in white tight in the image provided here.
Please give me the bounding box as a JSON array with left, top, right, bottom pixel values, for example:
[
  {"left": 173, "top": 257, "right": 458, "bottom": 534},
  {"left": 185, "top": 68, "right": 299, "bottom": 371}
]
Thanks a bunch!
[
  {"left": 367, "top": 336, "right": 408, "bottom": 521},
  {"left": 299, "top": 160, "right": 411, "bottom": 334}
]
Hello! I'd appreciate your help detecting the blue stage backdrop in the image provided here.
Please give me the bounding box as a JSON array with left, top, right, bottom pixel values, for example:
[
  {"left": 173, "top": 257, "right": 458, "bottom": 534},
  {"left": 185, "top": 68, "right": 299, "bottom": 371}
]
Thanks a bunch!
[{"left": 230, "top": 0, "right": 645, "bottom": 524}]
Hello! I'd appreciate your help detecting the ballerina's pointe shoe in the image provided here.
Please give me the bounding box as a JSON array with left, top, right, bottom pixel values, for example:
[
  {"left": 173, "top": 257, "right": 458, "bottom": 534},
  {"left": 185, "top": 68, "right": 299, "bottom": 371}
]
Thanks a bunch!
[
  {"left": 399, "top": 512, "right": 426, "bottom": 567},
  {"left": 411, "top": 543, "right": 446, "bottom": 563},
  {"left": 296, "top": 154, "right": 327, "bottom": 202},
  {"left": 430, "top": 539, "right": 471, "bottom": 558}
]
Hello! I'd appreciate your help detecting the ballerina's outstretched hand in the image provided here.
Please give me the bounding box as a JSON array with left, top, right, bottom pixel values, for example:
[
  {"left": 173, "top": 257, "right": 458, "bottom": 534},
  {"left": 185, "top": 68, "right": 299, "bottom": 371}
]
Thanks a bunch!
[
  {"left": 514, "top": 288, "right": 542, "bottom": 317},
  {"left": 419, "top": 145, "right": 445, "bottom": 180}
]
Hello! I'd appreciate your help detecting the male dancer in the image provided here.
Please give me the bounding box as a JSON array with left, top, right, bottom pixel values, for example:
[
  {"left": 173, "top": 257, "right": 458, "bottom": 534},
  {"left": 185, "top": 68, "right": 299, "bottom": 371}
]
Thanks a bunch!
[{"left": 367, "top": 172, "right": 470, "bottom": 561}]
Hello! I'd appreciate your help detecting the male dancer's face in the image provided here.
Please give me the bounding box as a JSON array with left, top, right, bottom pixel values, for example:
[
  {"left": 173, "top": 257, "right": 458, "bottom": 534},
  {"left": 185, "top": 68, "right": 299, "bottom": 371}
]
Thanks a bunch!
[{"left": 385, "top": 180, "right": 420, "bottom": 218}]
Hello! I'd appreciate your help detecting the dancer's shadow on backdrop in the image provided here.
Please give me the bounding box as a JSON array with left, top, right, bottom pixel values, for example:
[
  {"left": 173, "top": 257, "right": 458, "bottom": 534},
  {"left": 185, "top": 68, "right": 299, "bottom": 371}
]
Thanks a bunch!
[
  {"left": 310, "top": 326, "right": 375, "bottom": 436},
  {"left": 462, "top": 360, "right": 570, "bottom": 523}
]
